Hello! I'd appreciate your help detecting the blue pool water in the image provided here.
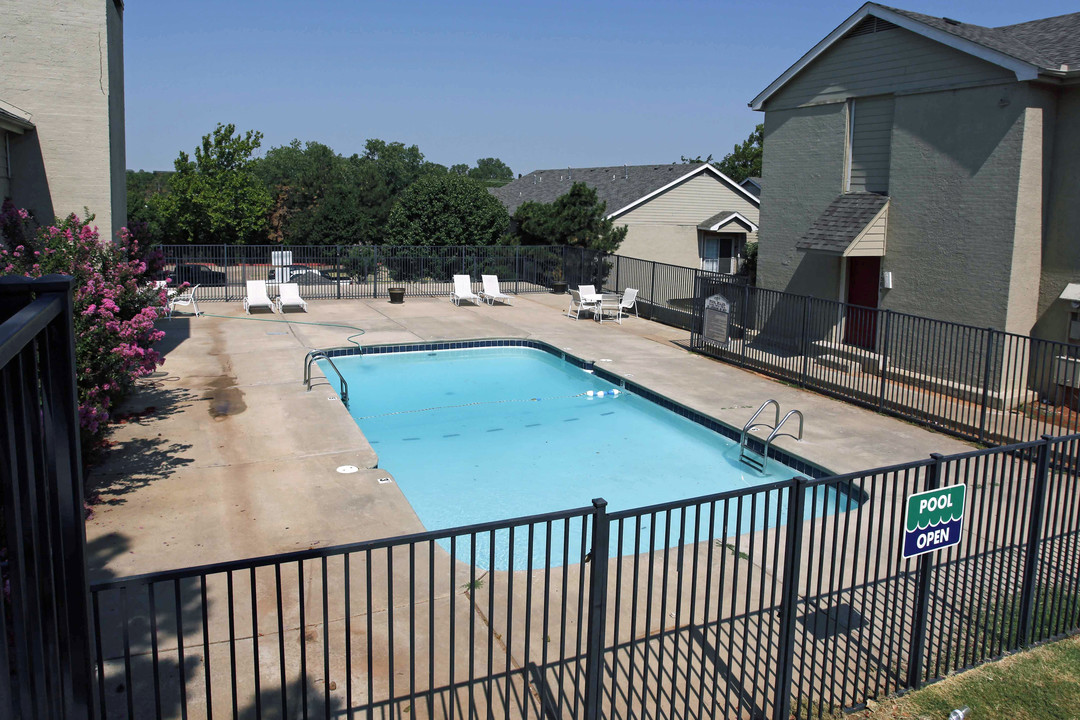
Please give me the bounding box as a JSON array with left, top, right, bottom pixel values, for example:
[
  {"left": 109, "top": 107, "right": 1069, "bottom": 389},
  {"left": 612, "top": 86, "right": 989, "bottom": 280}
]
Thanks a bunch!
[{"left": 320, "top": 347, "right": 850, "bottom": 568}]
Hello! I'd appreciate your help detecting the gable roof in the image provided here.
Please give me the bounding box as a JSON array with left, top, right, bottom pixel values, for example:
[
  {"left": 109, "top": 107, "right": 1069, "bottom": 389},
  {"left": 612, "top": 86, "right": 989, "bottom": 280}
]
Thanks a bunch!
[
  {"left": 490, "top": 163, "right": 758, "bottom": 218},
  {"left": 740, "top": 177, "right": 762, "bottom": 197},
  {"left": 752, "top": 3, "right": 1080, "bottom": 111},
  {"left": 796, "top": 193, "right": 889, "bottom": 254},
  {"left": 698, "top": 211, "right": 759, "bottom": 233}
]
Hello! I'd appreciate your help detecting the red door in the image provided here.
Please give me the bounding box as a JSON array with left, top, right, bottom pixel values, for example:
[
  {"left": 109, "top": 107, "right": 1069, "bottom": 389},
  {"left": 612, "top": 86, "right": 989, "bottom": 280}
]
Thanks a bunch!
[{"left": 844, "top": 257, "right": 881, "bottom": 350}]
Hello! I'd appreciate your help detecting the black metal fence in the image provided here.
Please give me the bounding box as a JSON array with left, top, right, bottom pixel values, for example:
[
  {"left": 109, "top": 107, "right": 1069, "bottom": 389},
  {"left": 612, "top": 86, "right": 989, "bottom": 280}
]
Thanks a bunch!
[
  {"left": 89, "top": 433, "right": 1080, "bottom": 719},
  {"left": 691, "top": 277, "right": 1080, "bottom": 445},
  {"left": 156, "top": 245, "right": 743, "bottom": 331},
  {"left": 158, "top": 245, "right": 611, "bottom": 303},
  {"left": 1, "top": 276, "right": 95, "bottom": 720}
]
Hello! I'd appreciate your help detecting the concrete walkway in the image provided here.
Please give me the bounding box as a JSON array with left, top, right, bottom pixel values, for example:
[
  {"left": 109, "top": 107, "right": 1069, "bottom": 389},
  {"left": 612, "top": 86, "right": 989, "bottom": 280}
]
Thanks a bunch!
[
  {"left": 83, "top": 291, "right": 1002, "bottom": 719},
  {"left": 86, "top": 292, "right": 973, "bottom": 581}
]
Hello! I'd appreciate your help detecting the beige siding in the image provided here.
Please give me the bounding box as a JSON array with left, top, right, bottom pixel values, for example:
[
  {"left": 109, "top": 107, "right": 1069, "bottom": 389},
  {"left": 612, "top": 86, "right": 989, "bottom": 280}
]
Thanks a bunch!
[
  {"left": 848, "top": 96, "right": 894, "bottom": 193},
  {"left": 845, "top": 208, "right": 887, "bottom": 257},
  {"left": 616, "top": 174, "right": 758, "bottom": 231},
  {"left": 611, "top": 172, "right": 760, "bottom": 268},
  {"left": 617, "top": 224, "right": 702, "bottom": 268},
  {"left": 765, "top": 26, "right": 1014, "bottom": 111}
]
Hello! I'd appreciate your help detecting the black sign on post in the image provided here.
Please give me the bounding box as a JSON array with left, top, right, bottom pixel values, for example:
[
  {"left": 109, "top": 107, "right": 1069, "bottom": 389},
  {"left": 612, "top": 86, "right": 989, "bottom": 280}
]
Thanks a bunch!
[{"left": 703, "top": 293, "right": 731, "bottom": 346}]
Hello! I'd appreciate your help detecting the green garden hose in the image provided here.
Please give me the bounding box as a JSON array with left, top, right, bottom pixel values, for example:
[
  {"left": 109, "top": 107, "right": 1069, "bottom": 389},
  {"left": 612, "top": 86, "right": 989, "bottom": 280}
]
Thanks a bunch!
[{"left": 193, "top": 313, "right": 366, "bottom": 349}]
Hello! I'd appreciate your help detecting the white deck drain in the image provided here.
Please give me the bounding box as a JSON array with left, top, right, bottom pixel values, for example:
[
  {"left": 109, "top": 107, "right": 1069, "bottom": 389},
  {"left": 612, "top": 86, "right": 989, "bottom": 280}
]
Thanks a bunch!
[
  {"left": 377, "top": 477, "right": 393, "bottom": 484},
  {"left": 598, "top": 358, "right": 613, "bottom": 362},
  {"left": 336, "top": 465, "right": 359, "bottom": 474}
]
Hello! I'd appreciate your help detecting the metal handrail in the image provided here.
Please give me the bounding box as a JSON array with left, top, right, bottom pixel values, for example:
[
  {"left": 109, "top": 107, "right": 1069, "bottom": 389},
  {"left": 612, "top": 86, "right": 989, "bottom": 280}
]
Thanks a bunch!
[
  {"left": 304, "top": 350, "right": 349, "bottom": 406},
  {"left": 740, "top": 399, "right": 780, "bottom": 446},
  {"left": 739, "top": 400, "right": 803, "bottom": 473},
  {"left": 766, "top": 409, "right": 804, "bottom": 446}
]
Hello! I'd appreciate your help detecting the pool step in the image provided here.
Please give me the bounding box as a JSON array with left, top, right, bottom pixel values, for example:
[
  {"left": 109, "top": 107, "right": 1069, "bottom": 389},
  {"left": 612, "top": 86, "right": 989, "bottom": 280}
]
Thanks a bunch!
[{"left": 738, "top": 400, "right": 805, "bottom": 473}]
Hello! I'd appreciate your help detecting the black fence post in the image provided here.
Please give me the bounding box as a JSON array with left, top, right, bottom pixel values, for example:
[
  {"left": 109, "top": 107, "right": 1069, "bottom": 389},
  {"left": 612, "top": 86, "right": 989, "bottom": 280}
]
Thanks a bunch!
[
  {"left": 774, "top": 477, "right": 807, "bottom": 720},
  {"left": 878, "top": 310, "right": 892, "bottom": 411},
  {"left": 583, "top": 498, "right": 610, "bottom": 720},
  {"left": 741, "top": 283, "right": 751, "bottom": 366},
  {"left": 373, "top": 246, "right": 379, "bottom": 299},
  {"left": 649, "top": 261, "right": 657, "bottom": 320},
  {"left": 799, "top": 296, "right": 811, "bottom": 387},
  {"left": 978, "top": 327, "right": 995, "bottom": 444},
  {"left": 335, "top": 246, "right": 342, "bottom": 300},
  {"left": 515, "top": 246, "right": 520, "bottom": 295},
  {"left": 237, "top": 245, "right": 245, "bottom": 304},
  {"left": 906, "top": 453, "right": 943, "bottom": 690},
  {"left": 1017, "top": 436, "right": 1053, "bottom": 647}
]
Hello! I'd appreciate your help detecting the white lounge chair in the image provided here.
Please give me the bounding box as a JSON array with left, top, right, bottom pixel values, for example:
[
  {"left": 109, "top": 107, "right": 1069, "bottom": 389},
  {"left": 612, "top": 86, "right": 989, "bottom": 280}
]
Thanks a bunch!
[
  {"left": 607, "top": 288, "right": 639, "bottom": 324},
  {"left": 244, "top": 280, "right": 276, "bottom": 314},
  {"left": 451, "top": 275, "right": 481, "bottom": 306},
  {"left": 567, "top": 289, "right": 599, "bottom": 320},
  {"left": 276, "top": 282, "right": 308, "bottom": 313},
  {"left": 479, "top": 275, "right": 512, "bottom": 305},
  {"left": 167, "top": 284, "right": 200, "bottom": 318}
]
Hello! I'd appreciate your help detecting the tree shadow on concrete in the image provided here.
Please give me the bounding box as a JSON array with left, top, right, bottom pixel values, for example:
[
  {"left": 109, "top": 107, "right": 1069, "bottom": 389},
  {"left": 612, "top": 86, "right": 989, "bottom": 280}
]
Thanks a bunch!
[{"left": 85, "top": 383, "right": 197, "bottom": 508}]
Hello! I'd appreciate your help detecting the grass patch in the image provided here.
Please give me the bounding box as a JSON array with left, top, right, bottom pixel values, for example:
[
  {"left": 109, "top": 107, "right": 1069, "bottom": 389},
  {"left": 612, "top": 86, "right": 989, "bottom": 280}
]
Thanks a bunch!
[{"left": 861, "top": 634, "right": 1080, "bottom": 720}]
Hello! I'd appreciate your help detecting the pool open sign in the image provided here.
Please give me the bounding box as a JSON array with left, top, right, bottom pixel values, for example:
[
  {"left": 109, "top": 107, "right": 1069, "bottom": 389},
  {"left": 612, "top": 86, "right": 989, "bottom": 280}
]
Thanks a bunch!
[{"left": 902, "top": 484, "right": 967, "bottom": 559}]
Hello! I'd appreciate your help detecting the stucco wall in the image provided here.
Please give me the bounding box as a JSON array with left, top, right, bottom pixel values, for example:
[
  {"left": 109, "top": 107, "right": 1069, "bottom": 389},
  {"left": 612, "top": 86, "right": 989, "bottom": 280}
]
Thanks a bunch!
[
  {"left": 0, "top": 0, "right": 124, "bottom": 238},
  {"left": 1035, "top": 86, "right": 1080, "bottom": 343},
  {"left": 757, "top": 102, "right": 847, "bottom": 298}
]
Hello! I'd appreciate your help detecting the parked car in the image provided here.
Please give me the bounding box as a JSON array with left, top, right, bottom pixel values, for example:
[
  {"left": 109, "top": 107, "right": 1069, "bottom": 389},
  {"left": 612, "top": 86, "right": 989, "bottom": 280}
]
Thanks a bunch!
[
  {"left": 170, "top": 263, "right": 226, "bottom": 287},
  {"left": 271, "top": 264, "right": 350, "bottom": 286}
]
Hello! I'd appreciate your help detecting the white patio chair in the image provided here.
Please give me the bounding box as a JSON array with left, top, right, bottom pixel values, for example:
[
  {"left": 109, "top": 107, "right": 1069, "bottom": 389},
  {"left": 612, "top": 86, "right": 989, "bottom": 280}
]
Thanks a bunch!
[
  {"left": 167, "top": 284, "right": 201, "bottom": 318},
  {"left": 244, "top": 280, "right": 276, "bottom": 314},
  {"left": 276, "top": 283, "right": 308, "bottom": 313},
  {"left": 451, "top": 275, "right": 481, "bottom": 306},
  {"left": 579, "top": 284, "right": 599, "bottom": 301},
  {"left": 567, "top": 289, "right": 599, "bottom": 320},
  {"left": 479, "top": 275, "right": 512, "bottom": 305},
  {"left": 608, "top": 288, "right": 640, "bottom": 324}
]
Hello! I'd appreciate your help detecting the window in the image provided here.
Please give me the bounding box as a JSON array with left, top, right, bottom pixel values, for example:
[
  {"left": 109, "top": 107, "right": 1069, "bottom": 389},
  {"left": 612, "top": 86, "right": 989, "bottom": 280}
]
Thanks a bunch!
[{"left": 846, "top": 96, "right": 894, "bottom": 193}]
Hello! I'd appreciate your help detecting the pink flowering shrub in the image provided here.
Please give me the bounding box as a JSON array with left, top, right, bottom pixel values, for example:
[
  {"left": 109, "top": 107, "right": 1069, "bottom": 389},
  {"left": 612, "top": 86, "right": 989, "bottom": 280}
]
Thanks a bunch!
[{"left": 1, "top": 201, "right": 167, "bottom": 459}]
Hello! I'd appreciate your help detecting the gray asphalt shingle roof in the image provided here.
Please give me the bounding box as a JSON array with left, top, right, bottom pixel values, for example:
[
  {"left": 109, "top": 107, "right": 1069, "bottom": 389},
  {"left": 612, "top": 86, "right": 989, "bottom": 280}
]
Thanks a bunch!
[
  {"left": 698, "top": 211, "right": 756, "bottom": 231},
  {"left": 878, "top": 4, "right": 1080, "bottom": 70},
  {"left": 797, "top": 193, "right": 889, "bottom": 253},
  {"left": 490, "top": 164, "right": 744, "bottom": 216}
]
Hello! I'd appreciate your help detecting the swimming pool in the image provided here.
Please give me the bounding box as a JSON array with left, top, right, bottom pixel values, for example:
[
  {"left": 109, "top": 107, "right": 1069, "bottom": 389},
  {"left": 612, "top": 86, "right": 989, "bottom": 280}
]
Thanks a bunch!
[{"left": 319, "top": 344, "right": 846, "bottom": 568}]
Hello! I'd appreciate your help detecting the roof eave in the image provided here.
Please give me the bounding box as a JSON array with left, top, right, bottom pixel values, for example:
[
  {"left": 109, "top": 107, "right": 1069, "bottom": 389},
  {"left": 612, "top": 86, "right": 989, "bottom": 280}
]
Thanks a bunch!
[
  {"left": 750, "top": 3, "right": 1041, "bottom": 111},
  {"left": 606, "top": 164, "right": 760, "bottom": 220}
]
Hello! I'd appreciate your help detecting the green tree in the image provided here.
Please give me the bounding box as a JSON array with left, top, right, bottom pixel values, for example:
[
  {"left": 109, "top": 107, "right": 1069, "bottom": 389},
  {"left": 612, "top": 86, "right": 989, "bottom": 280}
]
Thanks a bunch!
[
  {"left": 715, "top": 124, "right": 763, "bottom": 183},
  {"left": 468, "top": 157, "right": 513, "bottom": 181},
  {"left": 161, "top": 123, "right": 272, "bottom": 244},
  {"left": 384, "top": 174, "right": 509, "bottom": 247},
  {"left": 449, "top": 163, "right": 470, "bottom": 176},
  {"left": 512, "top": 182, "right": 627, "bottom": 253},
  {"left": 126, "top": 169, "right": 172, "bottom": 243}
]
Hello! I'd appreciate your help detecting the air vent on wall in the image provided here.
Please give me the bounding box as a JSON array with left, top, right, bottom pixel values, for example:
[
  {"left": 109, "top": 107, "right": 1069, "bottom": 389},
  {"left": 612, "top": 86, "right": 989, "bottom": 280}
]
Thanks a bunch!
[{"left": 847, "top": 16, "right": 899, "bottom": 38}]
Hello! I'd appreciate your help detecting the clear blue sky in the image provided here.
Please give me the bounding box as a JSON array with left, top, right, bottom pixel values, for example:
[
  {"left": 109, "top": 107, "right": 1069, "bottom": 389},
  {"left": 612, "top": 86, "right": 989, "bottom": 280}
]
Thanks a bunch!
[{"left": 125, "top": 0, "right": 1077, "bottom": 175}]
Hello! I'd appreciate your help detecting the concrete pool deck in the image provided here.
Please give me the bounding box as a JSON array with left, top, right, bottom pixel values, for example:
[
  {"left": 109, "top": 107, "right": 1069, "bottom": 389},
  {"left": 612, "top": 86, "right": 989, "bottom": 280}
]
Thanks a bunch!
[{"left": 86, "top": 291, "right": 972, "bottom": 581}]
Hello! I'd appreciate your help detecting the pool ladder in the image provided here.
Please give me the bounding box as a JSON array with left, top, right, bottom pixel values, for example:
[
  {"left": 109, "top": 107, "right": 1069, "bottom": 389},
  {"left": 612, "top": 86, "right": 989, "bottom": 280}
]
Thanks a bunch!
[
  {"left": 304, "top": 350, "right": 349, "bottom": 406},
  {"left": 739, "top": 399, "right": 804, "bottom": 472}
]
